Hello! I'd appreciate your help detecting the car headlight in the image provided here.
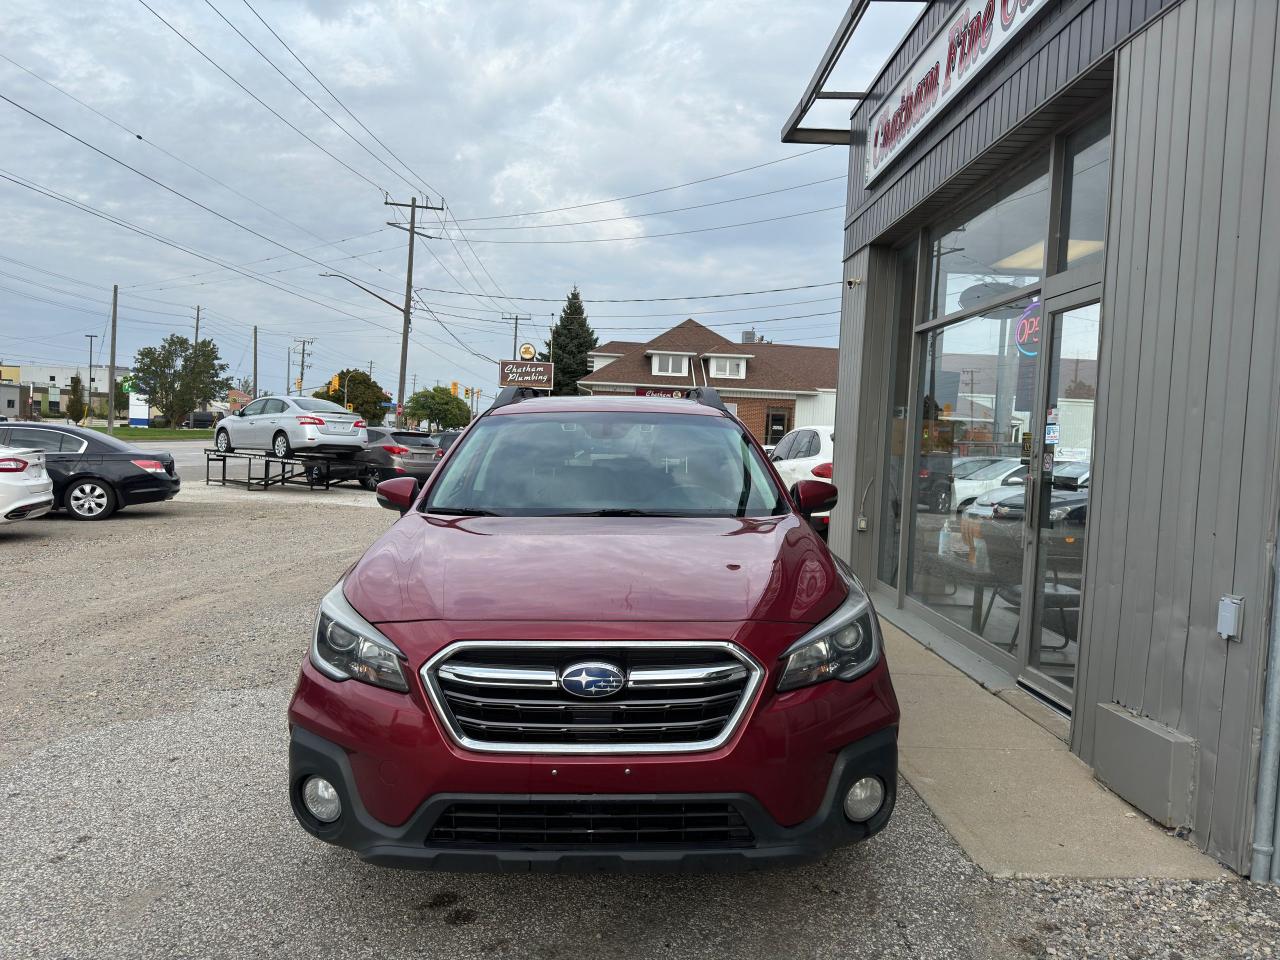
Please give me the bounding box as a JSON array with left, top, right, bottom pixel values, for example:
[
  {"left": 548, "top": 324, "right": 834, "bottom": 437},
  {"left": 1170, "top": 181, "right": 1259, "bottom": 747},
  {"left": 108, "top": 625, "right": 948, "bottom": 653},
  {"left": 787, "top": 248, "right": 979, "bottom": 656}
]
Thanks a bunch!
[
  {"left": 1047, "top": 504, "right": 1072, "bottom": 522},
  {"left": 777, "top": 564, "right": 881, "bottom": 692},
  {"left": 310, "top": 580, "right": 409, "bottom": 692}
]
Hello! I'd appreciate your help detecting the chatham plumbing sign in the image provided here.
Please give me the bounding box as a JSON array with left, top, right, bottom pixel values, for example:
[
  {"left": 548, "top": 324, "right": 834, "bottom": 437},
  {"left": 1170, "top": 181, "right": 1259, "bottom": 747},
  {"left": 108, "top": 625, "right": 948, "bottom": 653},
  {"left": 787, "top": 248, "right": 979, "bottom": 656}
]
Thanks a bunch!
[{"left": 864, "top": 0, "right": 1050, "bottom": 187}]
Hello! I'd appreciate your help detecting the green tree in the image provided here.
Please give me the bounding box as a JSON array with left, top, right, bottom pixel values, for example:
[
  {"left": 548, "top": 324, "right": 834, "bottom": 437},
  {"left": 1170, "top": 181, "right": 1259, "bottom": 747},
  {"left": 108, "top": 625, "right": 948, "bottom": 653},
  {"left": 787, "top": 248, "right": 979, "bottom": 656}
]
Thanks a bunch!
[
  {"left": 539, "top": 286, "right": 598, "bottom": 395},
  {"left": 113, "top": 379, "right": 129, "bottom": 415},
  {"left": 66, "top": 375, "right": 86, "bottom": 423},
  {"left": 132, "top": 335, "right": 232, "bottom": 428},
  {"left": 311, "top": 369, "right": 390, "bottom": 425},
  {"left": 234, "top": 375, "right": 255, "bottom": 396},
  {"left": 406, "top": 385, "right": 470, "bottom": 429}
]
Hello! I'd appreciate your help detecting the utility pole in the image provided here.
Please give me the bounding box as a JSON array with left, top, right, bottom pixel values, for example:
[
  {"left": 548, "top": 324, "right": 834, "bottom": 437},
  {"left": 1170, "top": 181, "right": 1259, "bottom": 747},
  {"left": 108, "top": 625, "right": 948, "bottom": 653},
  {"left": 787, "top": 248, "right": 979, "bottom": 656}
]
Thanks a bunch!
[
  {"left": 194, "top": 304, "right": 200, "bottom": 344},
  {"left": 321, "top": 194, "right": 441, "bottom": 427},
  {"left": 84, "top": 333, "right": 98, "bottom": 423},
  {"left": 293, "top": 337, "right": 314, "bottom": 394},
  {"left": 368, "top": 360, "right": 374, "bottom": 377},
  {"left": 252, "top": 325, "right": 258, "bottom": 399},
  {"left": 503, "top": 314, "right": 530, "bottom": 358},
  {"left": 286, "top": 347, "right": 291, "bottom": 396},
  {"left": 107, "top": 285, "right": 118, "bottom": 433},
  {"left": 411, "top": 373, "right": 417, "bottom": 394}
]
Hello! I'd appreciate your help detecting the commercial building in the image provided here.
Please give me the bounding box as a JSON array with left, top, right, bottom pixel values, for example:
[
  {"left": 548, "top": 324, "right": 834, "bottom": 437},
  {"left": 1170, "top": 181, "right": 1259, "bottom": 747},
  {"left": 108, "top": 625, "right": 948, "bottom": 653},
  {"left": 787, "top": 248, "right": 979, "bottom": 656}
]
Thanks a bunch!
[
  {"left": 578, "top": 318, "right": 838, "bottom": 445},
  {"left": 11, "top": 363, "right": 130, "bottom": 415},
  {"left": 785, "top": 0, "right": 1280, "bottom": 875}
]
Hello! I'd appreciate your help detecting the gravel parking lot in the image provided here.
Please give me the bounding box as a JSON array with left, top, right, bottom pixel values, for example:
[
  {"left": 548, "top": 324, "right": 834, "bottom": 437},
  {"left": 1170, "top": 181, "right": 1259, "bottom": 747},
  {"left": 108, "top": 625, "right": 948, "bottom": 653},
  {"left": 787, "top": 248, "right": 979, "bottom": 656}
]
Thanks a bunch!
[{"left": 2, "top": 493, "right": 1278, "bottom": 959}]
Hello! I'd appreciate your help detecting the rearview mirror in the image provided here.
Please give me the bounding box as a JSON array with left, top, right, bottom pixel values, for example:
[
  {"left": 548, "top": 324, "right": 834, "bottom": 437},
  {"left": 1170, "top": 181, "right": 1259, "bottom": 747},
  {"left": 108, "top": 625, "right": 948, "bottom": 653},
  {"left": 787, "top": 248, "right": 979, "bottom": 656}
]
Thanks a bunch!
[
  {"left": 791, "top": 479, "right": 838, "bottom": 516},
  {"left": 376, "top": 476, "right": 419, "bottom": 515}
]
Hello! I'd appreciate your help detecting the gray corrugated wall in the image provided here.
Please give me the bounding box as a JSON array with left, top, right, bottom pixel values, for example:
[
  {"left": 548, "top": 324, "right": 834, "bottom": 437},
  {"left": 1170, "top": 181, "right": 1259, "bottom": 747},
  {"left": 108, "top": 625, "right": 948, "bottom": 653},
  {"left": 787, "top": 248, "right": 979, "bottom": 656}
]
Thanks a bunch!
[
  {"left": 1071, "top": 0, "right": 1280, "bottom": 872},
  {"left": 845, "top": 0, "right": 1181, "bottom": 254},
  {"left": 829, "top": 248, "right": 898, "bottom": 579}
]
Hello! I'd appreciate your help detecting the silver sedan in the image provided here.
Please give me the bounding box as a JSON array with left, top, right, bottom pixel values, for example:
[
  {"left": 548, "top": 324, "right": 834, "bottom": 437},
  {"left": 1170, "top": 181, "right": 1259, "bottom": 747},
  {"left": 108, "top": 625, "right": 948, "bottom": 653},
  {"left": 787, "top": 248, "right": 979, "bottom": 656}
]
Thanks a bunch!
[{"left": 214, "top": 396, "right": 368, "bottom": 458}]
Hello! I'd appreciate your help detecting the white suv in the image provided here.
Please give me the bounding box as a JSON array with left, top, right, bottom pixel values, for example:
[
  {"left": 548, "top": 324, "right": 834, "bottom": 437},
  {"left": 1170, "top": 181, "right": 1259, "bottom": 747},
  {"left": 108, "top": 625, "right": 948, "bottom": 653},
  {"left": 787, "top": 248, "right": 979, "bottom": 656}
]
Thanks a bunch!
[
  {"left": 215, "top": 396, "right": 367, "bottom": 458},
  {"left": 770, "top": 425, "right": 835, "bottom": 535}
]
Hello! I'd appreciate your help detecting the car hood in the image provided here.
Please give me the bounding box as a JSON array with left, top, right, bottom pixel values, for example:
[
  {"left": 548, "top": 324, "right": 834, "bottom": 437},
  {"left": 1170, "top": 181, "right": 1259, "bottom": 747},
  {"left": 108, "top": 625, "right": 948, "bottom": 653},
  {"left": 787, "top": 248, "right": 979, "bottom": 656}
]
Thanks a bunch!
[{"left": 345, "top": 513, "right": 845, "bottom": 625}]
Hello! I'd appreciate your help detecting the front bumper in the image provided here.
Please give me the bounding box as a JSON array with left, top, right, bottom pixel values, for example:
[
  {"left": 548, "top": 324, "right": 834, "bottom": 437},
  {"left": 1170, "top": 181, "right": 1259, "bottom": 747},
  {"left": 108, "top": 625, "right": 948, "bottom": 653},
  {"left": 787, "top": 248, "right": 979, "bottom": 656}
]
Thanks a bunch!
[{"left": 288, "top": 723, "right": 897, "bottom": 872}]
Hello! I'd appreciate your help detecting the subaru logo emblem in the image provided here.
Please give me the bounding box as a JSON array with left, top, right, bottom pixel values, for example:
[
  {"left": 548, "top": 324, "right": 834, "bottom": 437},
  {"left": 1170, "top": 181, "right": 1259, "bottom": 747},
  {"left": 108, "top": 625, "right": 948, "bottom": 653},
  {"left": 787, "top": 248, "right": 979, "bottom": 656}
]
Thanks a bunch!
[{"left": 559, "top": 661, "right": 625, "bottom": 698}]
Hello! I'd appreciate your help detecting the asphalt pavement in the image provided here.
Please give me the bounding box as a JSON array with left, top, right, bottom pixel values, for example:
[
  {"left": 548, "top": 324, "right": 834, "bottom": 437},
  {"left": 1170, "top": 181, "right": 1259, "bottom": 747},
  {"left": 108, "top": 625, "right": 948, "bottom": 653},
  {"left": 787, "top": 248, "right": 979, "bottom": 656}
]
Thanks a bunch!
[{"left": 2, "top": 494, "right": 1277, "bottom": 959}]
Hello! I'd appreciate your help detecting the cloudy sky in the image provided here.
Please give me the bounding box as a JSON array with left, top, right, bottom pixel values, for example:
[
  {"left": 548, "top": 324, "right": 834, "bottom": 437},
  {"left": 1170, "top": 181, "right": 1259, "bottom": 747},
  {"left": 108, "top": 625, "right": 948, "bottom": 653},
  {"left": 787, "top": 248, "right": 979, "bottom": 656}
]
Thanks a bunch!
[{"left": 1, "top": 0, "right": 922, "bottom": 401}]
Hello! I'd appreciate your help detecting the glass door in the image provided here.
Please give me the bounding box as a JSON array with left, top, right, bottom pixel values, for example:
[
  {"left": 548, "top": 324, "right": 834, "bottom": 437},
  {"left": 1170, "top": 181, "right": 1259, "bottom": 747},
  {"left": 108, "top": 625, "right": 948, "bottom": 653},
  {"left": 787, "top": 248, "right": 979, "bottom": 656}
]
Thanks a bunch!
[{"left": 1017, "top": 298, "right": 1101, "bottom": 702}]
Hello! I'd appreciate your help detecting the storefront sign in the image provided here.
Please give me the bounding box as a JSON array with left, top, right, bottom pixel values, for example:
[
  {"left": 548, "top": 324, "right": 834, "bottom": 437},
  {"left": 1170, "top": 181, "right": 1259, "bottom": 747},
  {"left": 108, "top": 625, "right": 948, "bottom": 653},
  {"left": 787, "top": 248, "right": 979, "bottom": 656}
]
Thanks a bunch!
[
  {"left": 634, "top": 387, "right": 689, "bottom": 399},
  {"left": 865, "top": 0, "right": 1051, "bottom": 186},
  {"left": 498, "top": 360, "right": 554, "bottom": 389}
]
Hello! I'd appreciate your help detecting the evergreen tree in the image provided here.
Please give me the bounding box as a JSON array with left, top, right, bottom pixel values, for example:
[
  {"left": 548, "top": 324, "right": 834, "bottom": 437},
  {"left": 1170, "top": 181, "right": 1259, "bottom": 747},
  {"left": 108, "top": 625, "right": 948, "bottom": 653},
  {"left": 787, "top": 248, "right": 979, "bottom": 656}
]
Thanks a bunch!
[
  {"left": 66, "top": 375, "right": 86, "bottom": 423},
  {"left": 539, "top": 286, "right": 598, "bottom": 395}
]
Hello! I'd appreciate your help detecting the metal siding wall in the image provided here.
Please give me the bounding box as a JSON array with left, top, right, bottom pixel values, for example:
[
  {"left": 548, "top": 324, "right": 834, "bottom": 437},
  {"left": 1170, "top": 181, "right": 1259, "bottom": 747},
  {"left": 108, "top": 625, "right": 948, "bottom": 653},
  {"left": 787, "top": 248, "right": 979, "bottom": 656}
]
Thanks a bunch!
[{"left": 1071, "top": 0, "right": 1280, "bottom": 871}]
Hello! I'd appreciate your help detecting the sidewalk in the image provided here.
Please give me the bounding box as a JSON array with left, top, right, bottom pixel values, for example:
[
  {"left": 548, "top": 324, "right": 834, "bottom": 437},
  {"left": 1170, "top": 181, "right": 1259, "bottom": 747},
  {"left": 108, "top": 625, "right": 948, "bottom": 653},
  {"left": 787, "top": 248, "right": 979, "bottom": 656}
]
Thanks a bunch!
[{"left": 883, "top": 619, "right": 1227, "bottom": 879}]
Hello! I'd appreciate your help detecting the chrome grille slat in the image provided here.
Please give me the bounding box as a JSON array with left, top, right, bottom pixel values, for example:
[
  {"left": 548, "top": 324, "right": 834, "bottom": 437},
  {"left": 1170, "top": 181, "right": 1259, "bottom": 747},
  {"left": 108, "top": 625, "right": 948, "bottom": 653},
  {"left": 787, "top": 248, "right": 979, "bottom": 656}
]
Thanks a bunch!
[{"left": 422, "top": 641, "right": 763, "bottom": 755}]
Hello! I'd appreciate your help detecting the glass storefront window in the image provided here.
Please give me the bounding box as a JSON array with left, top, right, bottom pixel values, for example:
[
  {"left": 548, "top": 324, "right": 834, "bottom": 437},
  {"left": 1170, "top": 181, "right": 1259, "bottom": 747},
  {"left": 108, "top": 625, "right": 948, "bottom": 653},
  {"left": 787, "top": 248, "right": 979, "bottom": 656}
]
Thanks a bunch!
[
  {"left": 877, "top": 243, "right": 917, "bottom": 587},
  {"left": 1057, "top": 113, "right": 1111, "bottom": 272},
  {"left": 927, "top": 155, "right": 1051, "bottom": 319},
  {"left": 906, "top": 296, "right": 1039, "bottom": 651}
]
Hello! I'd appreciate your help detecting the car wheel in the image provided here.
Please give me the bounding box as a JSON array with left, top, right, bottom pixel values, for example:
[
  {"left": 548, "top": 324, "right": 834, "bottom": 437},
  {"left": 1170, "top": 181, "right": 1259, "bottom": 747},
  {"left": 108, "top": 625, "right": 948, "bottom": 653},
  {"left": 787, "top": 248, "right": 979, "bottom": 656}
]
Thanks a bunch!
[
  {"left": 215, "top": 429, "right": 233, "bottom": 453},
  {"left": 933, "top": 484, "right": 951, "bottom": 514},
  {"left": 272, "top": 432, "right": 292, "bottom": 459},
  {"left": 359, "top": 474, "right": 379, "bottom": 492},
  {"left": 957, "top": 498, "right": 975, "bottom": 516},
  {"left": 66, "top": 480, "right": 116, "bottom": 520}
]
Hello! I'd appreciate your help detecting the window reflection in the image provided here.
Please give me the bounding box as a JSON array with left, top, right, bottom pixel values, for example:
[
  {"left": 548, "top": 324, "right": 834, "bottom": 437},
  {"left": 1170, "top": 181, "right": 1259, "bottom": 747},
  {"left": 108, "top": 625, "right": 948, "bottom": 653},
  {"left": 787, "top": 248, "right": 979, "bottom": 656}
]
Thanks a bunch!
[
  {"left": 928, "top": 156, "right": 1051, "bottom": 319},
  {"left": 907, "top": 297, "right": 1038, "bottom": 651},
  {"left": 877, "top": 244, "right": 917, "bottom": 587},
  {"left": 1058, "top": 113, "right": 1111, "bottom": 272}
]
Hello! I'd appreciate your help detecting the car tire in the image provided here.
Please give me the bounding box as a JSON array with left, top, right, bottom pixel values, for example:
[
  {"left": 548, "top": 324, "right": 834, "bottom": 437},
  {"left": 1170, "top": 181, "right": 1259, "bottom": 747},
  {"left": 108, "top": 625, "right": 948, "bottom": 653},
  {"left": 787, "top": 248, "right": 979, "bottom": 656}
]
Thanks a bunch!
[
  {"left": 359, "top": 474, "right": 379, "bottom": 492},
  {"left": 66, "top": 480, "right": 116, "bottom": 521},
  {"left": 272, "top": 432, "right": 292, "bottom": 459},
  {"left": 215, "top": 429, "right": 233, "bottom": 453},
  {"left": 956, "top": 498, "right": 975, "bottom": 516}
]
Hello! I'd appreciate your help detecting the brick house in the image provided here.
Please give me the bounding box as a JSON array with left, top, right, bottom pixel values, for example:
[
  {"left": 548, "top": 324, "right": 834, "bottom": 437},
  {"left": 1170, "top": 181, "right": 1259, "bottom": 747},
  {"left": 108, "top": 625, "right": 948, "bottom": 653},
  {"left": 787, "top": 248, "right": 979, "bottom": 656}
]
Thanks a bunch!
[{"left": 576, "top": 319, "right": 838, "bottom": 446}]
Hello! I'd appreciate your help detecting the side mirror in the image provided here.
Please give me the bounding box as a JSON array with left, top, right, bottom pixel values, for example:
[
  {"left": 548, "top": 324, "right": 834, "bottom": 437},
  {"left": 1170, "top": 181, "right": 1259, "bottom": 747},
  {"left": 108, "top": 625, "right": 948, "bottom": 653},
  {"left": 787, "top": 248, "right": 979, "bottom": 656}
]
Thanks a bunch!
[
  {"left": 1003, "top": 474, "right": 1025, "bottom": 486},
  {"left": 791, "top": 479, "right": 838, "bottom": 516},
  {"left": 236, "top": 408, "right": 246, "bottom": 417},
  {"left": 376, "top": 476, "right": 419, "bottom": 515}
]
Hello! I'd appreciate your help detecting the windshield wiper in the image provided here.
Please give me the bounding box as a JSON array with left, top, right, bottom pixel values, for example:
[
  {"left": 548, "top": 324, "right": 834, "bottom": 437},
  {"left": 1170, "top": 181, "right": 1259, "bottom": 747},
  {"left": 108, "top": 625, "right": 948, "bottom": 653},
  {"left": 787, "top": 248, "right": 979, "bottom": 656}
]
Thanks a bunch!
[{"left": 428, "top": 507, "right": 501, "bottom": 516}]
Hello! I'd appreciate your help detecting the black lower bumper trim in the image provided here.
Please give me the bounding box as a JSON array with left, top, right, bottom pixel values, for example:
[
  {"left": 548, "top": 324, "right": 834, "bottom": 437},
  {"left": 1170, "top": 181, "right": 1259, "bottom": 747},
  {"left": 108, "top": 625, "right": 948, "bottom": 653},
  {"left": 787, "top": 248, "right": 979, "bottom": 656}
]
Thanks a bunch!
[{"left": 288, "top": 725, "right": 897, "bottom": 873}]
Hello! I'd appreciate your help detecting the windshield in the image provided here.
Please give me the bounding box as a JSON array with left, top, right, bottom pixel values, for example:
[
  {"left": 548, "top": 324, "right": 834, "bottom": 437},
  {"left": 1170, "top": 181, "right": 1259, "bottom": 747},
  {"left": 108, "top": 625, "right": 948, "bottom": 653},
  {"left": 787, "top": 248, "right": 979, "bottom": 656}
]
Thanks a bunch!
[
  {"left": 952, "top": 458, "right": 996, "bottom": 479},
  {"left": 967, "top": 459, "right": 1020, "bottom": 481},
  {"left": 292, "top": 398, "right": 350, "bottom": 414},
  {"left": 425, "top": 411, "right": 786, "bottom": 518}
]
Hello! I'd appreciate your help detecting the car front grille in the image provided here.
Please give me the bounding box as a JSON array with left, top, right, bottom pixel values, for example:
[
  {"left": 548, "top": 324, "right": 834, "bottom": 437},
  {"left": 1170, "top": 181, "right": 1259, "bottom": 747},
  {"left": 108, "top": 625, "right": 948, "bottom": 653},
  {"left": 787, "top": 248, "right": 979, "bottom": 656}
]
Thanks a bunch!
[
  {"left": 427, "top": 799, "right": 754, "bottom": 847},
  {"left": 422, "top": 642, "right": 763, "bottom": 754}
]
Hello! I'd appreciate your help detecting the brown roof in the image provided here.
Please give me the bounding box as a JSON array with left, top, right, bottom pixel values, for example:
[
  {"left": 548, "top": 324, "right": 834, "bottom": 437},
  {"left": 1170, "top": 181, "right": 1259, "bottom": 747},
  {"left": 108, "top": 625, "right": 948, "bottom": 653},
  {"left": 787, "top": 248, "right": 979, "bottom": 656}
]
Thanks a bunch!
[{"left": 579, "top": 319, "right": 837, "bottom": 393}]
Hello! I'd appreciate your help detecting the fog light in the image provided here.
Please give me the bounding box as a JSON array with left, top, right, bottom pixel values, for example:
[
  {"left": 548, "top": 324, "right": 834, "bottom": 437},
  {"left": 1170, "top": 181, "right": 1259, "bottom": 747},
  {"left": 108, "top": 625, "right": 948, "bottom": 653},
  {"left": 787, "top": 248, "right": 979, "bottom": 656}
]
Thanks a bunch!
[
  {"left": 302, "top": 776, "right": 342, "bottom": 823},
  {"left": 843, "top": 776, "right": 885, "bottom": 822}
]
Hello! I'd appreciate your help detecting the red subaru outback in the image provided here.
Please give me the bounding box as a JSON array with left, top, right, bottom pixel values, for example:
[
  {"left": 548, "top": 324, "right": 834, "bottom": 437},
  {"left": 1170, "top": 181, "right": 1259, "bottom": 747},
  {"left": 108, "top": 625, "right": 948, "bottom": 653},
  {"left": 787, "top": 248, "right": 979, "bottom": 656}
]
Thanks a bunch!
[{"left": 288, "top": 388, "right": 899, "bottom": 871}]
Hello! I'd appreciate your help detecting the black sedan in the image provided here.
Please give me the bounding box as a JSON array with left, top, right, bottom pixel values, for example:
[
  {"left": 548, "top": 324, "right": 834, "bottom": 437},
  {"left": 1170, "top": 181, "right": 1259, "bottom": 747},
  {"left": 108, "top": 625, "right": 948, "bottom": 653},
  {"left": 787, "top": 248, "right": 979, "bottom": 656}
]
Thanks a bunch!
[
  {"left": 0, "top": 422, "right": 179, "bottom": 520},
  {"left": 304, "top": 428, "right": 440, "bottom": 489}
]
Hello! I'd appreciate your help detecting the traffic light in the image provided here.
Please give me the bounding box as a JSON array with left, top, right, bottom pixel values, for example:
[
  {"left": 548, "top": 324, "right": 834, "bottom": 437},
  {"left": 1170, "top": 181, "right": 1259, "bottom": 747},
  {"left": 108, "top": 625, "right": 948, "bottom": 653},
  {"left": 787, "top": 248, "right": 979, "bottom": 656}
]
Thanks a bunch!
[
  {"left": 330, "top": 374, "right": 340, "bottom": 392},
  {"left": 345, "top": 402, "right": 354, "bottom": 411},
  {"left": 464, "top": 387, "right": 471, "bottom": 399},
  {"left": 450, "top": 381, "right": 459, "bottom": 396},
  {"left": 295, "top": 377, "right": 303, "bottom": 391}
]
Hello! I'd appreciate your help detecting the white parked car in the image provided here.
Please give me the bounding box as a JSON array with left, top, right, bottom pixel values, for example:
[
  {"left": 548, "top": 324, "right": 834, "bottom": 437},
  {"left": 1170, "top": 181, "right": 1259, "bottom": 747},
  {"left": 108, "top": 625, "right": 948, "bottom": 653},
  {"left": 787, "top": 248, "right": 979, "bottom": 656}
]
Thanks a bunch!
[
  {"left": 0, "top": 445, "right": 54, "bottom": 524},
  {"left": 769, "top": 425, "right": 835, "bottom": 535},
  {"left": 951, "top": 458, "right": 1026, "bottom": 514},
  {"left": 214, "top": 396, "right": 368, "bottom": 459}
]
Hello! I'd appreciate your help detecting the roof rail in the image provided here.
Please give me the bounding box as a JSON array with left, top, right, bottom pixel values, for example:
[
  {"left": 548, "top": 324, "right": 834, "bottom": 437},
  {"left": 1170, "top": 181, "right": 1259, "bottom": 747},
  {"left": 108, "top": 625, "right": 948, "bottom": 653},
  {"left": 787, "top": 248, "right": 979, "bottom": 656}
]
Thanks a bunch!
[
  {"left": 685, "top": 386, "right": 728, "bottom": 412},
  {"left": 486, "top": 386, "right": 542, "bottom": 413}
]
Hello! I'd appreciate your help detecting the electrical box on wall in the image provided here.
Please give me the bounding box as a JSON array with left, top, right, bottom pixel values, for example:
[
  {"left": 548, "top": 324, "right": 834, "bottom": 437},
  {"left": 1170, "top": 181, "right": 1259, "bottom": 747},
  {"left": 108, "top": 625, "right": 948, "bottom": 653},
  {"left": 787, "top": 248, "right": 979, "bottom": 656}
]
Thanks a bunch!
[{"left": 1216, "top": 595, "right": 1244, "bottom": 641}]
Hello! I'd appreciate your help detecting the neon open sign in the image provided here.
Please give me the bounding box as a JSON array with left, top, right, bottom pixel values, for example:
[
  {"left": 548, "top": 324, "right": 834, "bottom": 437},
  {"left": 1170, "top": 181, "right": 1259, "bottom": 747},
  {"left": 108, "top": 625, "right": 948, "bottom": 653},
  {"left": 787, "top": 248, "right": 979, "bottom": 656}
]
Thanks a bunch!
[{"left": 1015, "top": 299, "right": 1041, "bottom": 357}]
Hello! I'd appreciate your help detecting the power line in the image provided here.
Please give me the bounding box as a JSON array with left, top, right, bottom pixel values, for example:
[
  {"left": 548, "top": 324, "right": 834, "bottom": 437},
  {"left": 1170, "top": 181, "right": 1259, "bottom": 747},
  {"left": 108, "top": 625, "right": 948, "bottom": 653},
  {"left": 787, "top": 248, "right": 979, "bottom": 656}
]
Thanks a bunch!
[
  {"left": 431, "top": 204, "right": 845, "bottom": 244},
  {"left": 239, "top": 0, "right": 443, "bottom": 200},
  {"left": 0, "top": 52, "right": 383, "bottom": 265},
  {"left": 414, "top": 280, "right": 841, "bottom": 303},
  {"left": 415, "top": 294, "right": 842, "bottom": 320},
  {"left": 454, "top": 176, "right": 845, "bottom": 231},
  {"left": 202, "top": 0, "right": 430, "bottom": 202},
  {"left": 451, "top": 146, "right": 835, "bottom": 222},
  {"left": 0, "top": 91, "right": 404, "bottom": 297},
  {"left": 136, "top": 0, "right": 387, "bottom": 195}
]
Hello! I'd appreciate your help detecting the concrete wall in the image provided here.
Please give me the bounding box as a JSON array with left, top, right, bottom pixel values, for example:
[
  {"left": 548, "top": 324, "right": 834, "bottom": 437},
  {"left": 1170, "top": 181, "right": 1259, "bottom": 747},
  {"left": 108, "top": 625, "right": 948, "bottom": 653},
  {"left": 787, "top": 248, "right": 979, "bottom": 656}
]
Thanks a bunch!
[{"left": 1071, "top": 0, "right": 1280, "bottom": 873}]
